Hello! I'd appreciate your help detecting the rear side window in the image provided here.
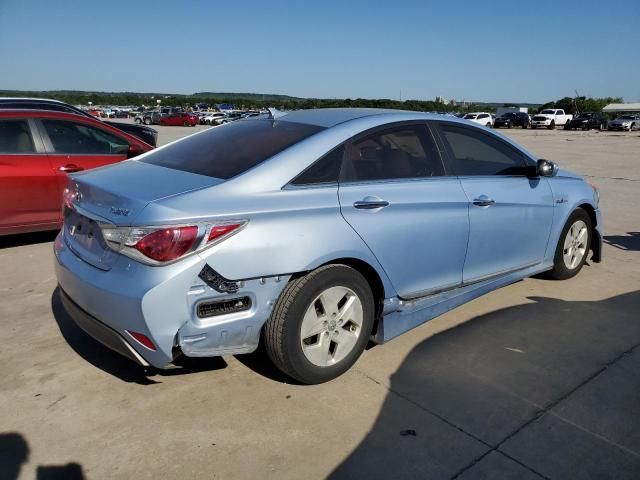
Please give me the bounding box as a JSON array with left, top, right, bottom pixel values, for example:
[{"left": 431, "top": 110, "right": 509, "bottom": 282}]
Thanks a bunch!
[
  {"left": 0, "top": 119, "right": 35, "bottom": 153},
  {"left": 290, "top": 146, "right": 344, "bottom": 186},
  {"left": 142, "top": 119, "right": 324, "bottom": 179},
  {"left": 437, "top": 123, "right": 528, "bottom": 176},
  {"left": 42, "top": 119, "right": 129, "bottom": 155},
  {"left": 342, "top": 124, "right": 444, "bottom": 182}
]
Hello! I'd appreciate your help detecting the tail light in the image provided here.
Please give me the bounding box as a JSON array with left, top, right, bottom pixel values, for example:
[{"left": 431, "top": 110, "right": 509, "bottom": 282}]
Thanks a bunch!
[{"left": 101, "top": 221, "right": 247, "bottom": 265}]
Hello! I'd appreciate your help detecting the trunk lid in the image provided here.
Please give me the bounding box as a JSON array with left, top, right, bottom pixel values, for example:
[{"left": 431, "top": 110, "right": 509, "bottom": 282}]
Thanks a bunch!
[
  {"left": 69, "top": 160, "right": 222, "bottom": 225},
  {"left": 64, "top": 160, "right": 222, "bottom": 270}
]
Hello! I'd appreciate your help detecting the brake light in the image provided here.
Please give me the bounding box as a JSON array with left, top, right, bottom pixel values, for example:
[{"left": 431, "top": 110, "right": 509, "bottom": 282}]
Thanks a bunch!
[
  {"left": 207, "top": 223, "right": 243, "bottom": 243},
  {"left": 134, "top": 226, "right": 198, "bottom": 262},
  {"left": 100, "top": 220, "right": 247, "bottom": 265}
]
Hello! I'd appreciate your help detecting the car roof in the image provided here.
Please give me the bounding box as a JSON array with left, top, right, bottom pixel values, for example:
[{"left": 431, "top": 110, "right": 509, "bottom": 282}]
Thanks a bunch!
[
  {"left": 277, "top": 108, "right": 448, "bottom": 127},
  {"left": 0, "top": 97, "right": 67, "bottom": 103},
  {"left": 0, "top": 108, "right": 95, "bottom": 120}
]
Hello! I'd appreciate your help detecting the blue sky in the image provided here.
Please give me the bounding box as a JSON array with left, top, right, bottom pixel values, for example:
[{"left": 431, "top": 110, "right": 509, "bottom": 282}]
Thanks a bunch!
[{"left": 1, "top": 0, "right": 638, "bottom": 103}]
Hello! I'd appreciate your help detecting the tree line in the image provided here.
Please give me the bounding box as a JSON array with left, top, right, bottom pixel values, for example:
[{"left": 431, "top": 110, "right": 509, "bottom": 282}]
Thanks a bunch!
[{"left": 0, "top": 90, "right": 623, "bottom": 115}]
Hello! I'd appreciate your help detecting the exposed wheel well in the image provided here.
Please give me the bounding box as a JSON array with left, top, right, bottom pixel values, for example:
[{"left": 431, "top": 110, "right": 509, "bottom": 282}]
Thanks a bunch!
[{"left": 577, "top": 203, "right": 601, "bottom": 262}]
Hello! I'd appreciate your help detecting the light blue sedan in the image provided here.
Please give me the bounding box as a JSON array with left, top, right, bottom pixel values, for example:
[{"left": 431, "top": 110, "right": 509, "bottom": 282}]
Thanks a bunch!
[{"left": 54, "top": 109, "right": 602, "bottom": 384}]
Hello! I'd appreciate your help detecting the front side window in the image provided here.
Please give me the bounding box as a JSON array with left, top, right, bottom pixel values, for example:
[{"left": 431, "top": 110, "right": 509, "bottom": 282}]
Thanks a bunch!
[
  {"left": 0, "top": 119, "right": 35, "bottom": 153},
  {"left": 436, "top": 123, "right": 529, "bottom": 176},
  {"left": 142, "top": 119, "right": 324, "bottom": 179},
  {"left": 42, "top": 119, "right": 129, "bottom": 155},
  {"left": 341, "top": 124, "right": 443, "bottom": 182}
]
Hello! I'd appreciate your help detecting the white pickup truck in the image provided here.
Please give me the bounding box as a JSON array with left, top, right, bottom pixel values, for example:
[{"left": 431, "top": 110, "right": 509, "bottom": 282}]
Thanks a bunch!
[{"left": 531, "top": 109, "right": 573, "bottom": 129}]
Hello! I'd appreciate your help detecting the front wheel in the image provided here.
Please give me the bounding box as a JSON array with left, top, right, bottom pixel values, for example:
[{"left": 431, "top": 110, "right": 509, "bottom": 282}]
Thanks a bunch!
[
  {"left": 264, "top": 264, "right": 374, "bottom": 384},
  {"left": 548, "top": 120, "right": 555, "bottom": 130},
  {"left": 134, "top": 118, "right": 142, "bottom": 124},
  {"left": 544, "top": 208, "right": 592, "bottom": 280},
  {"left": 144, "top": 118, "right": 152, "bottom": 125}
]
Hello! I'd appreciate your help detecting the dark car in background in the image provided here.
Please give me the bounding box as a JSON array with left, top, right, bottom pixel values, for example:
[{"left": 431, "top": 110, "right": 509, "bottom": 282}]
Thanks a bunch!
[
  {"left": 134, "top": 110, "right": 162, "bottom": 125},
  {"left": 565, "top": 112, "right": 607, "bottom": 131},
  {"left": 493, "top": 112, "right": 531, "bottom": 129},
  {"left": 0, "top": 98, "right": 158, "bottom": 146}
]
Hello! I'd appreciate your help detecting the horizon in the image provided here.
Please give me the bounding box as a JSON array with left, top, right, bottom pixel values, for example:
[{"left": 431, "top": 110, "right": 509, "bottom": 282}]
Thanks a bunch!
[
  {"left": 1, "top": 0, "right": 638, "bottom": 103},
  {"left": 0, "top": 88, "right": 547, "bottom": 106}
]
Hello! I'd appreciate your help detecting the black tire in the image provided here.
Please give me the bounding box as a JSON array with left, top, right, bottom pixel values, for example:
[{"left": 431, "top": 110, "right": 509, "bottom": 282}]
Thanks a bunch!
[
  {"left": 543, "top": 208, "right": 592, "bottom": 280},
  {"left": 264, "top": 264, "right": 374, "bottom": 384},
  {"left": 531, "top": 125, "right": 537, "bottom": 129},
  {"left": 134, "top": 118, "right": 142, "bottom": 124},
  {"left": 630, "top": 123, "right": 635, "bottom": 132},
  {"left": 507, "top": 123, "right": 512, "bottom": 129},
  {"left": 144, "top": 118, "right": 152, "bottom": 125},
  {"left": 522, "top": 123, "right": 528, "bottom": 129},
  {"left": 548, "top": 120, "right": 555, "bottom": 130},
  {"left": 183, "top": 121, "right": 189, "bottom": 126}
]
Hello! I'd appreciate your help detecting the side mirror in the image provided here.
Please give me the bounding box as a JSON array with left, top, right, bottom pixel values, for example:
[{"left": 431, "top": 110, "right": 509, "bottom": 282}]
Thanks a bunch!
[
  {"left": 127, "top": 144, "right": 144, "bottom": 159},
  {"left": 536, "top": 159, "right": 557, "bottom": 177}
]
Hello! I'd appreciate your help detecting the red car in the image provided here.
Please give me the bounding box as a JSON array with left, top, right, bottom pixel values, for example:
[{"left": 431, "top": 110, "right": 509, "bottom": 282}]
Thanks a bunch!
[
  {"left": 158, "top": 112, "right": 198, "bottom": 126},
  {"left": 0, "top": 110, "right": 153, "bottom": 236}
]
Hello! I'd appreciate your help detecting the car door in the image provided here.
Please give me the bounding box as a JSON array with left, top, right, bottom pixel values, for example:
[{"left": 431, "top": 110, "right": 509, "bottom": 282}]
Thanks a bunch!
[
  {"left": 0, "top": 117, "right": 61, "bottom": 232},
  {"left": 36, "top": 118, "right": 131, "bottom": 219},
  {"left": 338, "top": 122, "right": 469, "bottom": 299},
  {"left": 432, "top": 121, "right": 554, "bottom": 283}
]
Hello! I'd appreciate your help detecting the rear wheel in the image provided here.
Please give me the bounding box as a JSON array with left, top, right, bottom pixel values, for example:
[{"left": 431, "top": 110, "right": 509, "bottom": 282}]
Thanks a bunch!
[
  {"left": 264, "top": 264, "right": 374, "bottom": 384},
  {"left": 544, "top": 208, "right": 592, "bottom": 280},
  {"left": 134, "top": 118, "right": 142, "bottom": 124},
  {"left": 144, "top": 118, "right": 152, "bottom": 125}
]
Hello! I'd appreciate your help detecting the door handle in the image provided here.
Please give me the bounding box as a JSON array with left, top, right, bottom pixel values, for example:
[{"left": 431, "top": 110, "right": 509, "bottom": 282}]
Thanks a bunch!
[
  {"left": 472, "top": 195, "right": 495, "bottom": 207},
  {"left": 353, "top": 198, "right": 390, "bottom": 210},
  {"left": 58, "top": 164, "right": 84, "bottom": 173}
]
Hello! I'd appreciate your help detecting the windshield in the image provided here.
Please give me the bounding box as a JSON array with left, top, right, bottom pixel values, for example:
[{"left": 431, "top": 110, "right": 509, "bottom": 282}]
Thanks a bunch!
[
  {"left": 578, "top": 113, "right": 593, "bottom": 119},
  {"left": 540, "top": 109, "right": 556, "bottom": 114},
  {"left": 463, "top": 114, "right": 477, "bottom": 119},
  {"left": 141, "top": 119, "right": 324, "bottom": 179},
  {"left": 618, "top": 116, "right": 634, "bottom": 120},
  {"left": 501, "top": 113, "right": 516, "bottom": 118}
]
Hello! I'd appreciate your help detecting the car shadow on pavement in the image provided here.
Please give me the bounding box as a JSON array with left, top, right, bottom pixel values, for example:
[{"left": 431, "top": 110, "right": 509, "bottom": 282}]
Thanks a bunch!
[
  {"left": 234, "top": 347, "right": 304, "bottom": 385},
  {"left": 0, "top": 432, "right": 85, "bottom": 480},
  {"left": 604, "top": 232, "right": 640, "bottom": 252},
  {"left": 0, "top": 230, "right": 58, "bottom": 249},
  {"left": 330, "top": 290, "right": 640, "bottom": 479},
  {"left": 50, "top": 288, "right": 227, "bottom": 385}
]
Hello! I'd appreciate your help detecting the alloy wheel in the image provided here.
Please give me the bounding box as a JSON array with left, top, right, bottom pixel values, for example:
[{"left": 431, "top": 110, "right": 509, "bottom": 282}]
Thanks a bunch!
[
  {"left": 563, "top": 220, "right": 588, "bottom": 269},
  {"left": 300, "top": 286, "right": 363, "bottom": 367}
]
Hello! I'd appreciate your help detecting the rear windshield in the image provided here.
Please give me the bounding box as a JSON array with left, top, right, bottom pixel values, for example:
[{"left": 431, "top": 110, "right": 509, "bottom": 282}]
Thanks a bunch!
[{"left": 141, "top": 119, "right": 324, "bottom": 179}]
